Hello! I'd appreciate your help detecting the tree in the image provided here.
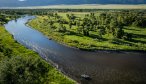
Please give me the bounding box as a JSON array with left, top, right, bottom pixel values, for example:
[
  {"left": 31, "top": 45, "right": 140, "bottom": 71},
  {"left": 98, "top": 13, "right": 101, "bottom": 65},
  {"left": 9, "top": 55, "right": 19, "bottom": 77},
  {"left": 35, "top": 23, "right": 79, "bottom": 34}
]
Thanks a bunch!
[
  {"left": 123, "top": 33, "right": 132, "bottom": 41},
  {"left": 77, "top": 26, "right": 83, "bottom": 34},
  {"left": 83, "top": 25, "right": 89, "bottom": 36},
  {"left": 0, "top": 52, "right": 4, "bottom": 61},
  {"left": 69, "top": 21, "right": 72, "bottom": 28},
  {"left": 115, "top": 27, "right": 124, "bottom": 39},
  {"left": 76, "top": 21, "right": 80, "bottom": 27},
  {"left": 98, "top": 28, "right": 105, "bottom": 38},
  {"left": 49, "top": 20, "right": 53, "bottom": 26},
  {"left": 70, "top": 14, "right": 76, "bottom": 21},
  {"left": 0, "top": 56, "right": 50, "bottom": 84},
  {"left": 57, "top": 24, "right": 67, "bottom": 32},
  {"left": 66, "top": 14, "right": 70, "bottom": 19},
  {"left": 0, "top": 15, "right": 8, "bottom": 24},
  {"left": 132, "top": 17, "right": 146, "bottom": 27},
  {"left": 110, "top": 19, "right": 118, "bottom": 36}
]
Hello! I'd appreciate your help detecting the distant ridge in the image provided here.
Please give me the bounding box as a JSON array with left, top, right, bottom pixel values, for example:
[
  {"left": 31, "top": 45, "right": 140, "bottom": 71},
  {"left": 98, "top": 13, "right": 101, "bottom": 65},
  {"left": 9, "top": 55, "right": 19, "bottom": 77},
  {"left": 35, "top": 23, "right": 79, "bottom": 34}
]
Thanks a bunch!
[
  {"left": 1, "top": 4, "right": 146, "bottom": 9},
  {"left": 0, "top": 0, "right": 146, "bottom": 7}
]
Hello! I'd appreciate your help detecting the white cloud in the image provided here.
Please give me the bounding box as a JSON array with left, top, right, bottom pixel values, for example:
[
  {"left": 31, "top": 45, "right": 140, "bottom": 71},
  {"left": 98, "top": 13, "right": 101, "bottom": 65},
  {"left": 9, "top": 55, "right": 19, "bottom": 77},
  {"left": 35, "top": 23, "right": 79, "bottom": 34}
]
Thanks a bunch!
[{"left": 18, "top": 0, "right": 27, "bottom": 1}]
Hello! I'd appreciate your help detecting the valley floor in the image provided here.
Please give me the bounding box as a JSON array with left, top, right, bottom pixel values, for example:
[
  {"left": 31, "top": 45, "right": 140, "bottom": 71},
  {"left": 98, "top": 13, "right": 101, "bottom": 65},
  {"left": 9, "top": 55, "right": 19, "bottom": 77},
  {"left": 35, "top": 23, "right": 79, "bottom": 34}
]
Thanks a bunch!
[{"left": 28, "top": 12, "right": 146, "bottom": 51}]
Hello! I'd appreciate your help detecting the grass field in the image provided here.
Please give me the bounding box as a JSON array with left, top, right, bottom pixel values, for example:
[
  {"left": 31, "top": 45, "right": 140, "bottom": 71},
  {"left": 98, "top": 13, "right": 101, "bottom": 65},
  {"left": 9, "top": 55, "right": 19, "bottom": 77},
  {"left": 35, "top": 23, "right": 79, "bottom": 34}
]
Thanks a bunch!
[{"left": 28, "top": 12, "right": 146, "bottom": 51}]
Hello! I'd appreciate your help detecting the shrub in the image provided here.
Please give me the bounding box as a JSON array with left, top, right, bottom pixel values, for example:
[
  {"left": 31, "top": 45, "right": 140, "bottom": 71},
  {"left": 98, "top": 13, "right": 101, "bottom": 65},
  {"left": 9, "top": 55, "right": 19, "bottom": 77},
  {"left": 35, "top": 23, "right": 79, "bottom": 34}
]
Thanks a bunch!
[{"left": 0, "top": 56, "right": 50, "bottom": 84}]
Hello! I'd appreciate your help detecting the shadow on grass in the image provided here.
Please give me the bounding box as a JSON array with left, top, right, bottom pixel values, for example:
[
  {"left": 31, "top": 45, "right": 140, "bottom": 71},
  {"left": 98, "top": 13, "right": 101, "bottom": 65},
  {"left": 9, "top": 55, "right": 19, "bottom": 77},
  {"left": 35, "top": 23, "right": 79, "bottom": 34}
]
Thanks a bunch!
[
  {"left": 65, "top": 30, "right": 108, "bottom": 41},
  {"left": 130, "top": 39, "right": 146, "bottom": 44},
  {"left": 111, "top": 39, "right": 135, "bottom": 46},
  {"left": 132, "top": 33, "right": 146, "bottom": 39},
  {"left": 124, "top": 27, "right": 141, "bottom": 31},
  {"left": 112, "top": 38, "right": 146, "bottom": 47},
  {"left": 65, "top": 30, "right": 83, "bottom": 37},
  {"left": 89, "top": 33, "right": 108, "bottom": 41}
]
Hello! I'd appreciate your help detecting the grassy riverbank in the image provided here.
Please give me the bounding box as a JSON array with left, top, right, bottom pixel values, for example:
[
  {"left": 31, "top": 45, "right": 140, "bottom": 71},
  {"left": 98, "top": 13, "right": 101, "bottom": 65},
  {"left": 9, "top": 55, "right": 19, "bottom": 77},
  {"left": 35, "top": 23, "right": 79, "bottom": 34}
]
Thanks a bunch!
[
  {"left": 0, "top": 25, "right": 75, "bottom": 84},
  {"left": 28, "top": 11, "right": 146, "bottom": 51}
]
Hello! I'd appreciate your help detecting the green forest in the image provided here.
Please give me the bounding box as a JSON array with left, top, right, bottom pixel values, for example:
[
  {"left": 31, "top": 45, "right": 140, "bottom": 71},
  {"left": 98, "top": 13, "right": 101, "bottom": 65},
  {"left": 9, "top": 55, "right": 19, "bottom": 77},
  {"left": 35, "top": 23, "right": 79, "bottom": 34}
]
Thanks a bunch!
[
  {"left": 28, "top": 10, "right": 146, "bottom": 51},
  {"left": 0, "top": 12, "right": 75, "bottom": 84}
]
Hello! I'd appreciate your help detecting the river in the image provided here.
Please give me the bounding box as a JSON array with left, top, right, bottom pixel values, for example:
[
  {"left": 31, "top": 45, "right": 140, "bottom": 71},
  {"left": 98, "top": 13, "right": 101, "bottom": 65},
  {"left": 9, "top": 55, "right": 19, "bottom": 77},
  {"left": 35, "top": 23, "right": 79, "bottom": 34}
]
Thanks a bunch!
[{"left": 4, "top": 16, "right": 146, "bottom": 84}]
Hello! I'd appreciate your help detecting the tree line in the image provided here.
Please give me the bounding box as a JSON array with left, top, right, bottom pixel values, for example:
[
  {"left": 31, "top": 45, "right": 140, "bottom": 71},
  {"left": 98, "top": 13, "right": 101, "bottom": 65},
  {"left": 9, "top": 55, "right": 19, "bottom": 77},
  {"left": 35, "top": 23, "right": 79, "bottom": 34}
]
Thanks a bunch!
[{"left": 41, "top": 11, "right": 146, "bottom": 41}]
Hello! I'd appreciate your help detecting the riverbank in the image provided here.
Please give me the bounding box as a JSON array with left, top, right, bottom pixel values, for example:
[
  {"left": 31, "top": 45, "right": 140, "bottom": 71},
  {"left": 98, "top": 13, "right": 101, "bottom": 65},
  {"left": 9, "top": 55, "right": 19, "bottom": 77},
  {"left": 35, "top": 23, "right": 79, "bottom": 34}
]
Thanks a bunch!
[
  {"left": 0, "top": 25, "right": 75, "bottom": 83},
  {"left": 5, "top": 15, "right": 146, "bottom": 84},
  {"left": 28, "top": 13, "right": 146, "bottom": 51}
]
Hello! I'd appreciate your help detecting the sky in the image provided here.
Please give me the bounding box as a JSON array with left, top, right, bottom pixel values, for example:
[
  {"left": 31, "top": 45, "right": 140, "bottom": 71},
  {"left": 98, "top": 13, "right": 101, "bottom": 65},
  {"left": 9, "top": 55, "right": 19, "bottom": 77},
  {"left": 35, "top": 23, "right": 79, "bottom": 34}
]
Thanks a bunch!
[
  {"left": 0, "top": 0, "right": 146, "bottom": 7},
  {"left": 0, "top": 0, "right": 49, "bottom": 7}
]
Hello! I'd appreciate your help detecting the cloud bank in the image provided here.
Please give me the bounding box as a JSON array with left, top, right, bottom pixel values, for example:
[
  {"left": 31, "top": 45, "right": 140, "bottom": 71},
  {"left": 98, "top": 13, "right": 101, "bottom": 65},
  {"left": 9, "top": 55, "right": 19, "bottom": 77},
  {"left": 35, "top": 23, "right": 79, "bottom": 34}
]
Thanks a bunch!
[{"left": 18, "top": 0, "right": 27, "bottom": 2}]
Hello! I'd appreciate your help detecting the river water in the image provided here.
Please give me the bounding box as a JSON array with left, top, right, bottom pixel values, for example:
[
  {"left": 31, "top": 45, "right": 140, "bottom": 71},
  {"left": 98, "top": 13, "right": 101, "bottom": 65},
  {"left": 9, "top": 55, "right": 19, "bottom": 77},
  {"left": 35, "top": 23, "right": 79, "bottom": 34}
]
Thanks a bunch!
[{"left": 4, "top": 16, "right": 146, "bottom": 84}]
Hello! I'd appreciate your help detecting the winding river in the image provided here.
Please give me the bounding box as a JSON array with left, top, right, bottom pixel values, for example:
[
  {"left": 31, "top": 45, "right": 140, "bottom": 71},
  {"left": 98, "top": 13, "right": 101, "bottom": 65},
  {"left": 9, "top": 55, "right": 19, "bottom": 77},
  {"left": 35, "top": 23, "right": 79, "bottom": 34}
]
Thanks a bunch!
[{"left": 4, "top": 16, "right": 146, "bottom": 84}]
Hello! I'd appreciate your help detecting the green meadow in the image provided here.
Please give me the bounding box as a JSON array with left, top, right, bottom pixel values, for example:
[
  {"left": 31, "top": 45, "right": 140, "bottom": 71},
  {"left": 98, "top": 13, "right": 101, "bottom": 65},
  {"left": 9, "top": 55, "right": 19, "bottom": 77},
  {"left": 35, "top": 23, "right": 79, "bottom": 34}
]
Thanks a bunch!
[{"left": 28, "top": 11, "right": 146, "bottom": 51}]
